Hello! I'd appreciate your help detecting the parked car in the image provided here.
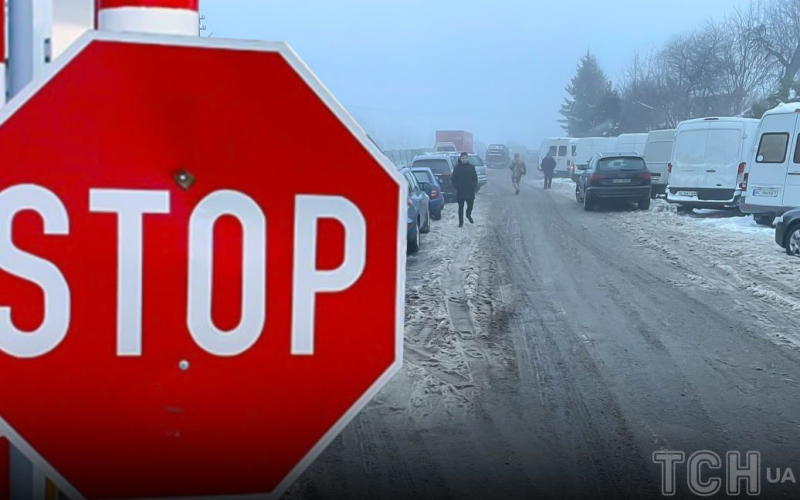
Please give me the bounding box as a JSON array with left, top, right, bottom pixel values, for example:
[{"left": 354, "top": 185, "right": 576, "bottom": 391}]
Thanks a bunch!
[
  {"left": 575, "top": 153, "right": 652, "bottom": 211},
  {"left": 740, "top": 103, "right": 800, "bottom": 226},
  {"left": 448, "top": 153, "right": 487, "bottom": 192},
  {"left": 666, "top": 117, "right": 759, "bottom": 211},
  {"left": 538, "top": 138, "right": 572, "bottom": 177},
  {"left": 775, "top": 207, "right": 800, "bottom": 256},
  {"left": 642, "top": 129, "right": 676, "bottom": 198},
  {"left": 412, "top": 167, "right": 444, "bottom": 220},
  {"left": 411, "top": 153, "right": 455, "bottom": 201},
  {"left": 486, "top": 144, "right": 511, "bottom": 169},
  {"left": 399, "top": 167, "right": 431, "bottom": 253}
]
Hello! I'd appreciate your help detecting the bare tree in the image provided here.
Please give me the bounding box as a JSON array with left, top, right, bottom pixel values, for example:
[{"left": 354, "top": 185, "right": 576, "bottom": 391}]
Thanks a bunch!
[{"left": 751, "top": 0, "right": 800, "bottom": 100}]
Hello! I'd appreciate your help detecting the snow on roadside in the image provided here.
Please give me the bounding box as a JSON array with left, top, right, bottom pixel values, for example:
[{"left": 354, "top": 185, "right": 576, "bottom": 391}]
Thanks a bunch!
[{"left": 549, "top": 178, "right": 800, "bottom": 346}]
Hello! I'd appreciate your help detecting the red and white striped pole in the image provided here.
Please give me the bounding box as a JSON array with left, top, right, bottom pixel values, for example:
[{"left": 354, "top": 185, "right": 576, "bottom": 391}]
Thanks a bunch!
[{"left": 96, "top": 0, "right": 199, "bottom": 36}]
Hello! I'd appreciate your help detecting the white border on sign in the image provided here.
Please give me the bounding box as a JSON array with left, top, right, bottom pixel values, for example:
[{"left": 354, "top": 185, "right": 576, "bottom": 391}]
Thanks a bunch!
[{"left": 0, "top": 31, "right": 408, "bottom": 500}]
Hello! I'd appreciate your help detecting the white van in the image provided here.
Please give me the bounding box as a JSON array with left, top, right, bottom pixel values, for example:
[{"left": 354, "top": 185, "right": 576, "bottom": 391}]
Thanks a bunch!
[
  {"left": 642, "top": 130, "right": 676, "bottom": 197},
  {"left": 538, "top": 138, "right": 573, "bottom": 177},
  {"left": 614, "top": 133, "right": 648, "bottom": 155},
  {"left": 740, "top": 103, "right": 800, "bottom": 225},
  {"left": 570, "top": 137, "right": 616, "bottom": 182},
  {"left": 666, "top": 117, "right": 759, "bottom": 210}
]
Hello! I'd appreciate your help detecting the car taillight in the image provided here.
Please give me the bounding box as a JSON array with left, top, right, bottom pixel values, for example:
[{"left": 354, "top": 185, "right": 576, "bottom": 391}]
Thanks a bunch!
[
  {"left": 667, "top": 163, "right": 673, "bottom": 173},
  {"left": 740, "top": 173, "right": 749, "bottom": 191},
  {"left": 589, "top": 173, "right": 606, "bottom": 185},
  {"left": 431, "top": 187, "right": 439, "bottom": 199},
  {"left": 736, "top": 162, "right": 747, "bottom": 190},
  {"left": 407, "top": 199, "right": 412, "bottom": 208},
  {"left": 638, "top": 172, "right": 652, "bottom": 181}
]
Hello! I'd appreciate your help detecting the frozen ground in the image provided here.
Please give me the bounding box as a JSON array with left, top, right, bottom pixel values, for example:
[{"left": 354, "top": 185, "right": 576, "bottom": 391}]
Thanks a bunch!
[
  {"left": 288, "top": 169, "right": 800, "bottom": 500},
  {"left": 551, "top": 177, "right": 800, "bottom": 347}
]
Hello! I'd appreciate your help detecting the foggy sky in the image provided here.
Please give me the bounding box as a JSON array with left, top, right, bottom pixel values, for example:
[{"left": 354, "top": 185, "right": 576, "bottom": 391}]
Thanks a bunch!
[{"left": 53, "top": 0, "right": 751, "bottom": 150}]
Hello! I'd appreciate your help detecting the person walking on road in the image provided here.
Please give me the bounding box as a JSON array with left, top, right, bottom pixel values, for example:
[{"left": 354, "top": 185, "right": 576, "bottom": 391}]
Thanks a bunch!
[
  {"left": 510, "top": 153, "right": 527, "bottom": 195},
  {"left": 541, "top": 154, "right": 556, "bottom": 190},
  {"left": 451, "top": 152, "right": 478, "bottom": 227}
]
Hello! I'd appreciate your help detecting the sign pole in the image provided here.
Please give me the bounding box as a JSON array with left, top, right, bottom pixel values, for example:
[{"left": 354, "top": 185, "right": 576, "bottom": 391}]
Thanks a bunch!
[
  {"left": 96, "top": 0, "right": 199, "bottom": 36},
  {"left": 7, "top": 0, "right": 51, "bottom": 98},
  {"left": 1, "top": 0, "right": 6, "bottom": 107}
]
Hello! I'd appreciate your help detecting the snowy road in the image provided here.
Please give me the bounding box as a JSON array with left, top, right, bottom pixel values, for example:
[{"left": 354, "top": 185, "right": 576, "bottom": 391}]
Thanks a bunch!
[{"left": 288, "top": 169, "right": 800, "bottom": 500}]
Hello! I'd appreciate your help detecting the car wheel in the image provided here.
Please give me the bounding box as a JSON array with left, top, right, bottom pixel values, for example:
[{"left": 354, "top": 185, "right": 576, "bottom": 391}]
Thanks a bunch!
[
  {"left": 583, "top": 191, "right": 593, "bottom": 211},
  {"left": 786, "top": 224, "right": 800, "bottom": 257},
  {"left": 421, "top": 211, "right": 431, "bottom": 234},
  {"left": 431, "top": 210, "right": 442, "bottom": 221},
  {"left": 575, "top": 185, "right": 582, "bottom": 203},
  {"left": 639, "top": 197, "right": 651, "bottom": 210},
  {"left": 650, "top": 189, "right": 658, "bottom": 200},
  {"left": 408, "top": 221, "right": 420, "bottom": 254},
  {"left": 676, "top": 205, "right": 694, "bottom": 214},
  {"left": 754, "top": 214, "right": 775, "bottom": 227}
]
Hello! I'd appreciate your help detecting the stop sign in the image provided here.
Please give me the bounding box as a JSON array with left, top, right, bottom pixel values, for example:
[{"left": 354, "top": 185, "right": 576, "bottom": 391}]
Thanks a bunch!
[{"left": 0, "top": 32, "right": 405, "bottom": 499}]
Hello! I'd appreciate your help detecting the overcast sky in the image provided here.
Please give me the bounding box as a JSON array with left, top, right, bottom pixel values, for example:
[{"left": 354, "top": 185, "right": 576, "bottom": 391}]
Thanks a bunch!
[{"left": 54, "top": 0, "right": 751, "bottom": 150}]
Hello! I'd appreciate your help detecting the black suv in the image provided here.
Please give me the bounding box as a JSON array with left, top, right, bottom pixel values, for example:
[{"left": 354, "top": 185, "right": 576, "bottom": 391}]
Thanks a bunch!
[{"left": 575, "top": 153, "right": 652, "bottom": 211}]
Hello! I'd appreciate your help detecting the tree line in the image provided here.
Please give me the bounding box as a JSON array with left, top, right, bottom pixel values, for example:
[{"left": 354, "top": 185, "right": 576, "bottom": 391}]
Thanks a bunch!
[{"left": 560, "top": 0, "right": 800, "bottom": 137}]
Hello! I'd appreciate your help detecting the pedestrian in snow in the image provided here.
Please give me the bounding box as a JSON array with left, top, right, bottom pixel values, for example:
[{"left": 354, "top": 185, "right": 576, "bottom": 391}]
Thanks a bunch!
[
  {"left": 510, "top": 153, "right": 527, "bottom": 195},
  {"left": 541, "top": 154, "right": 556, "bottom": 190},
  {"left": 451, "top": 152, "right": 478, "bottom": 227}
]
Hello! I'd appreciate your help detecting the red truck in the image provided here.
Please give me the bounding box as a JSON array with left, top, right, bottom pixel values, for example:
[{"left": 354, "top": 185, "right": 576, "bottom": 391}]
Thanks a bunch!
[{"left": 435, "top": 130, "right": 474, "bottom": 154}]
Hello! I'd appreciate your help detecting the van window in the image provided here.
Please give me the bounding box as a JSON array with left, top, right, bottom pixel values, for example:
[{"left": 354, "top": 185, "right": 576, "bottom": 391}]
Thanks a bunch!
[
  {"left": 756, "top": 133, "right": 789, "bottom": 163},
  {"left": 558, "top": 146, "right": 567, "bottom": 156},
  {"left": 548, "top": 146, "right": 557, "bottom": 156},
  {"left": 794, "top": 135, "right": 800, "bottom": 164},
  {"left": 675, "top": 130, "right": 707, "bottom": 165},
  {"left": 705, "top": 129, "right": 741, "bottom": 167},
  {"left": 645, "top": 141, "right": 673, "bottom": 162}
]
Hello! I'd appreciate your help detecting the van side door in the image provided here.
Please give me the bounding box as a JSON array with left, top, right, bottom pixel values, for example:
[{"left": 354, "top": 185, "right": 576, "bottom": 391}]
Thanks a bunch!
[
  {"left": 750, "top": 113, "right": 797, "bottom": 206},
  {"left": 784, "top": 122, "right": 800, "bottom": 207}
]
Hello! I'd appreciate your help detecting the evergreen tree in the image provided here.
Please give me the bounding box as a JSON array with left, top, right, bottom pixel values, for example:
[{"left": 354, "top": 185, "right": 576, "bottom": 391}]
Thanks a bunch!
[{"left": 560, "top": 52, "right": 619, "bottom": 137}]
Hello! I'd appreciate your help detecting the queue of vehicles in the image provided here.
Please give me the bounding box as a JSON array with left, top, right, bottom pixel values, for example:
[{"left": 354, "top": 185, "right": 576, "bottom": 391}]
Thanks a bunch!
[
  {"left": 397, "top": 133, "right": 491, "bottom": 254},
  {"left": 547, "top": 102, "right": 800, "bottom": 256}
]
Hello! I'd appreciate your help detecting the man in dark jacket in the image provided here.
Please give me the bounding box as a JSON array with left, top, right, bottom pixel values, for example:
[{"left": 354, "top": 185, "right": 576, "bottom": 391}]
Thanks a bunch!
[
  {"left": 451, "top": 152, "right": 478, "bottom": 227},
  {"left": 541, "top": 154, "right": 556, "bottom": 189}
]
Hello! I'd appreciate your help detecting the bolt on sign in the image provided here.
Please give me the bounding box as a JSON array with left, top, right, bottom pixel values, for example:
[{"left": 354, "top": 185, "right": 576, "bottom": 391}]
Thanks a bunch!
[{"left": 0, "top": 32, "right": 406, "bottom": 499}]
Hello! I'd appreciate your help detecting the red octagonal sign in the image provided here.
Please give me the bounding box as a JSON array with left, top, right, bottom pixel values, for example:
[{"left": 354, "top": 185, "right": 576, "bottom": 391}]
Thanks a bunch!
[{"left": 0, "top": 32, "right": 405, "bottom": 499}]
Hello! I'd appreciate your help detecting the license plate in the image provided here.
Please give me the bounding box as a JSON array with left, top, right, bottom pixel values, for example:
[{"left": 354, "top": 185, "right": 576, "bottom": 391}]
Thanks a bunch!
[
  {"left": 677, "top": 191, "right": 697, "bottom": 197},
  {"left": 753, "top": 188, "right": 779, "bottom": 198},
  {"left": 612, "top": 178, "right": 631, "bottom": 184}
]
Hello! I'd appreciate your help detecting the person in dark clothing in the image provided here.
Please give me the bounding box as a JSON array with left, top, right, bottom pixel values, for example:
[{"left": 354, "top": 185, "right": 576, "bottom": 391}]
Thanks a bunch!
[
  {"left": 450, "top": 152, "right": 478, "bottom": 227},
  {"left": 541, "top": 155, "right": 556, "bottom": 189}
]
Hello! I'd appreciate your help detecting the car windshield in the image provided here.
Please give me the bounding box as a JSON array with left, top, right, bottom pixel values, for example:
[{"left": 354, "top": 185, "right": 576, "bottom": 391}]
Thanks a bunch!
[
  {"left": 597, "top": 157, "right": 645, "bottom": 171},
  {"left": 413, "top": 171, "right": 432, "bottom": 184},
  {"left": 437, "top": 145, "right": 456, "bottom": 152},
  {"left": 412, "top": 159, "right": 451, "bottom": 174}
]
